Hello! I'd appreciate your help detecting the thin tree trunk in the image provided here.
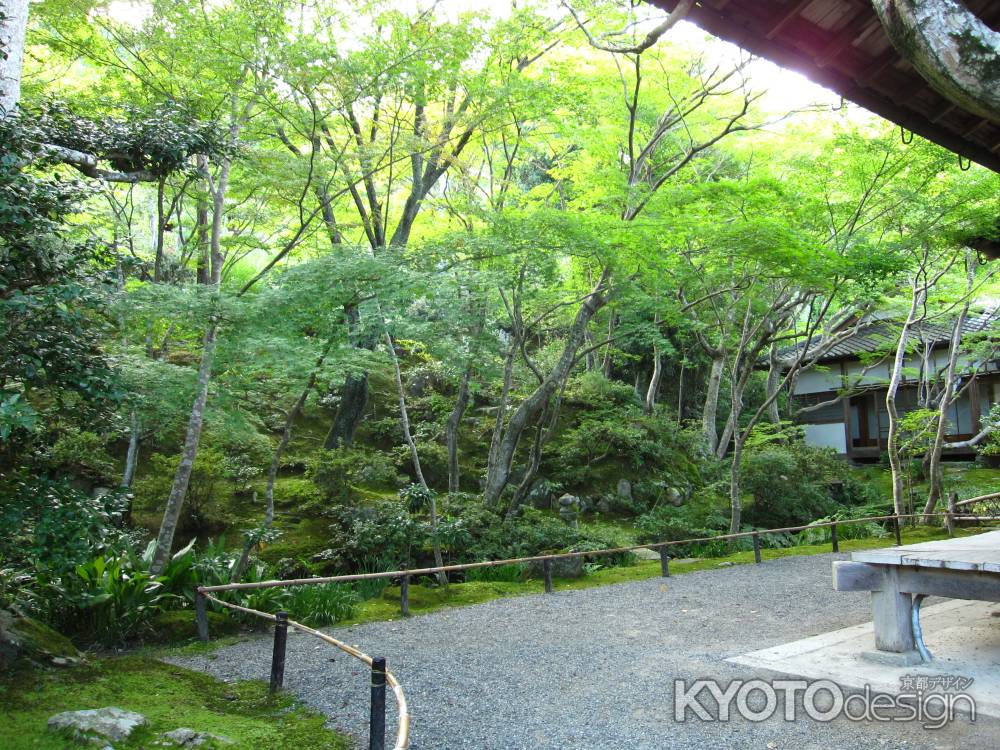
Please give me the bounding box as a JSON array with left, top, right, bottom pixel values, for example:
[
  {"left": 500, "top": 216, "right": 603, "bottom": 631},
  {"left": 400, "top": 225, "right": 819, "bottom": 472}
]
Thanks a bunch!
[
  {"left": 149, "top": 319, "right": 218, "bottom": 573},
  {"left": 887, "top": 284, "right": 924, "bottom": 518},
  {"left": 446, "top": 367, "right": 472, "bottom": 493},
  {"left": 486, "top": 340, "right": 517, "bottom": 490},
  {"left": 676, "top": 363, "right": 685, "bottom": 422},
  {"left": 729, "top": 435, "right": 744, "bottom": 533},
  {"left": 644, "top": 314, "right": 663, "bottom": 415},
  {"left": 923, "top": 252, "right": 976, "bottom": 519},
  {"left": 702, "top": 353, "right": 725, "bottom": 453},
  {"left": 121, "top": 410, "right": 140, "bottom": 488},
  {"left": 386, "top": 332, "right": 447, "bottom": 584},
  {"left": 149, "top": 146, "right": 232, "bottom": 574},
  {"left": 766, "top": 345, "right": 782, "bottom": 423},
  {"left": 325, "top": 303, "right": 370, "bottom": 449}
]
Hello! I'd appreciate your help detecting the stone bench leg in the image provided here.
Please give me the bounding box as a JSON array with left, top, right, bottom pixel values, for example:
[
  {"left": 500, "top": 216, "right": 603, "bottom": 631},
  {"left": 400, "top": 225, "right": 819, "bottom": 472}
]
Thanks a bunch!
[{"left": 868, "top": 567, "right": 920, "bottom": 665}]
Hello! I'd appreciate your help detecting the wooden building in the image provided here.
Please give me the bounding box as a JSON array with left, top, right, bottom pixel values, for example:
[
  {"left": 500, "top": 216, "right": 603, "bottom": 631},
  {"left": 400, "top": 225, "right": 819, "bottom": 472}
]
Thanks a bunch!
[{"left": 784, "top": 307, "right": 1000, "bottom": 459}]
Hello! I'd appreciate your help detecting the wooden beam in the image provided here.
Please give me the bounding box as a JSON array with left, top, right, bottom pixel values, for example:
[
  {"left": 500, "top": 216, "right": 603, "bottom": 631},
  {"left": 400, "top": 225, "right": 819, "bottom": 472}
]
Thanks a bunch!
[
  {"left": 765, "top": 0, "right": 813, "bottom": 40},
  {"left": 816, "top": 11, "right": 876, "bottom": 68}
]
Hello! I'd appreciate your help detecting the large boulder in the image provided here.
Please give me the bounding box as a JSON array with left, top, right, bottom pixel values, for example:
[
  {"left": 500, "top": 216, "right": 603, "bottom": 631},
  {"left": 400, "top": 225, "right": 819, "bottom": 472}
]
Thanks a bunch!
[
  {"left": 0, "top": 608, "right": 80, "bottom": 671},
  {"left": 526, "top": 554, "right": 585, "bottom": 580},
  {"left": 47, "top": 707, "right": 148, "bottom": 743}
]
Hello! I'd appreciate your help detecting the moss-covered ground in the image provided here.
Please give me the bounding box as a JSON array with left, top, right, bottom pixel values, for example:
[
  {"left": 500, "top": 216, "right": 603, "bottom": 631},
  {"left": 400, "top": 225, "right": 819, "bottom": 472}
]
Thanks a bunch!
[
  {"left": 338, "top": 523, "right": 994, "bottom": 627},
  {"left": 0, "top": 656, "right": 350, "bottom": 750}
]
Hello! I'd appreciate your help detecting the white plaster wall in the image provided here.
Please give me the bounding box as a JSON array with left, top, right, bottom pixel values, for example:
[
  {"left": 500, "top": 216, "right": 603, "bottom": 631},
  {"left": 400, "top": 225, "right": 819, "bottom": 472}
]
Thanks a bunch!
[
  {"left": 803, "top": 422, "right": 847, "bottom": 453},
  {"left": 793, "top": 369, "right": 841, "bottom": 395}
]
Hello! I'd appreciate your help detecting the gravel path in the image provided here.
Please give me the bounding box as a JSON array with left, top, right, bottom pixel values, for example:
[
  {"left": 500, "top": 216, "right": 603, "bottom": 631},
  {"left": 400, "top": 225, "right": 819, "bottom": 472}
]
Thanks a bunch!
[{"left": 173, "top": 554, "right": 994, "bottom": 749}]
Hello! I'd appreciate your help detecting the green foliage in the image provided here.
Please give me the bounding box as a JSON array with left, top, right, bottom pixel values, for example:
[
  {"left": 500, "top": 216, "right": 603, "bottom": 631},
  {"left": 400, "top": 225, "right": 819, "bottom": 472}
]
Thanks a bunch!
[
  {"left": 45, "top": 428, "right": 116, "bottom": 482},
  {"left": 0, "top": 474, "right": 131, "bottom": 586},
  {"left": 310, "top": 448, "right": 405, "bottom": 503},
  {"left": 67, "top": 555, "right": 166, "bottom": 646},
  {"left": 283, "top": 584, "right": 358, "bottom": 627},
  {"left": 133, "top": 450, "right": 226, "bottom": 533}
]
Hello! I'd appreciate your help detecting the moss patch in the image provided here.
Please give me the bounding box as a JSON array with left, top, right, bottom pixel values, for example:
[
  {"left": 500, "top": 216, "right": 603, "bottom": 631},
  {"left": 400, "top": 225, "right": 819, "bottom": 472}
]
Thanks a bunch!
[{"left": 0, "top": 656, "right": 350, "bottom": 750}]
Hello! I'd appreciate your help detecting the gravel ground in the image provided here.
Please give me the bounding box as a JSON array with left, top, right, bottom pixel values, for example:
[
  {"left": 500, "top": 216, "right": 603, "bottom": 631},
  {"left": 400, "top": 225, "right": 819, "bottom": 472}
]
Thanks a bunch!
[{"left": 172, "top": 554, "right": 995, "bottom": 749}]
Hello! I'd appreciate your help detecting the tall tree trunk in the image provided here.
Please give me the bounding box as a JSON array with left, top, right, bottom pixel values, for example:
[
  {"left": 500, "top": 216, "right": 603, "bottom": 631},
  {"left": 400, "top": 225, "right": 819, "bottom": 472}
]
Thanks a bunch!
[
  {"left": 121, "top": 410, "right": 140, "bottom": 488},
  {"left": 149, "top": 148, "right": 232, "bottom": 574},
  {"left": 385, "top": 332, "right": 447, "bottom": 584},
  {"left": 486, "top": 341, "right": 518, "bottom": 488},
  {"left": 923, "top": 252, "right": 976, "bottom": 519},
  {"left": 702, "top": 353, "right": 725, "bottom": 453},
  {"left": 644, "top": 314, "right": 662, "bottom": 415},
  {"left": 729, "top": 435, "right": 744, "bottom": 534},
  {"left": 445, "top": 367, "right": 472, "bottom": 493},
  {"left": 765, "top": 345, "right": 782, "bottom": 423},
  {"left": 484, "top": 269, "right": 611, "bottom": 506},
  {"left": 0, "top": 0, "right": 29, "bottom": 116},
  {"left": 886, "top": 286, "right": 924, "bottom": 518},
  {"left": 149, "top": 319, "right": 218, "bottom": 573}
]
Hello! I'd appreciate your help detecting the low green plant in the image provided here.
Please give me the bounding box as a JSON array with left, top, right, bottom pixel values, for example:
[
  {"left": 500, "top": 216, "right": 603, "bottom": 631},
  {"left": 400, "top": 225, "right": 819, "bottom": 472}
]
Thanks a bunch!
[
  {"left": 69, "top": 556, "right": 166, "bottom": 646},
  {"left": 284, "top": 583, "right": 358, "bottom": 627}
]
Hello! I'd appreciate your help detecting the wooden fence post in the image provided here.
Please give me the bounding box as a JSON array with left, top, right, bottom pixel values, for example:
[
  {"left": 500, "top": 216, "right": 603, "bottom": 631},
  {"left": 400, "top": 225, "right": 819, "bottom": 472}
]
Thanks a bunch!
[
  {"left": 893, "top": 515, "right": 902, "bottom": 546},
  {"left": 659, "top": 547, "right": 670, "bottom": 577},
  {"left": 831, "top": 523, "right": 839, "bottom": 553},
  {"left": 752, "top": 532, "right": 762, "bottom": 564},
  {"left": 369, "top": 657, "right": 386, "bottom": 750},
  {"left": 269, "top": 611, "right": 288, "bottom": 693},
  {"left": 399, "top": 564, "right": 410, "bottom": 617},
  {"left": 946, "top": 491, "right": 957, "bottom": 537},
  {"left": 195, "top": 591, "right": 209, "bottom": 642},
  {"left": 542, "top": 559, "right": 553, "bottom": 593}
]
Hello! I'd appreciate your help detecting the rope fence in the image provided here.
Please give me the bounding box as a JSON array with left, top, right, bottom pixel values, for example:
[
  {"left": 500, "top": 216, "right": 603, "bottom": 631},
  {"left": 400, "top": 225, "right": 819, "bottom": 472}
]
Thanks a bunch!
[{"left": 193, "top": 506, "right": 1000, "bottom": 749}]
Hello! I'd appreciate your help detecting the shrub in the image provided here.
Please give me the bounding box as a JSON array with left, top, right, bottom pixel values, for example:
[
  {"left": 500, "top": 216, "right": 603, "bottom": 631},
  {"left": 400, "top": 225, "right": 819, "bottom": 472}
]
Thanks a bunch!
[
  {"left": 67, "top": 555, "right": 166, "bottom": 646},
  {"left": 133, "top": 449, "right": 227, "bottom": 532},
  {"left": 284, "top": 583, "right": 358, "bottom": 627},
  {"left": 310, "top": 448, "right": 405, "bottom": 503},
  {"left": 740, "top": 437, "right": 840, "bottom": 529},
  {"left": 45, "top": 428, "right": 117, "bottom": 483}
]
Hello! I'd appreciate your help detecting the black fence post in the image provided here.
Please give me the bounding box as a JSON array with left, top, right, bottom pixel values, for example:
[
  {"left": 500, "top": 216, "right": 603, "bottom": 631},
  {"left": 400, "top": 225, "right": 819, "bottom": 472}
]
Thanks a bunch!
[
  {"left": 369, "top": 657, "right": 387, "bottom": 750},
  {"left": 752, "top": 533, "right": 762, "bottom": 564},
  {"left": 399, "top": 564, "right": 410, "bottom": 617},
  {"left": 269, "top": 611, "right": 289, "bottom": 694},
  {"left": 195, "top": 591, "right": 209, "bottom": 642},
  {"left": 831, "top": 523, "right": 839, "bottom": 553},
  {"left": 658, "top": 547, "right": 670, "bottom": 577},
  {"left": 542, "top": 559, "right": 553, "bottom": 593}
]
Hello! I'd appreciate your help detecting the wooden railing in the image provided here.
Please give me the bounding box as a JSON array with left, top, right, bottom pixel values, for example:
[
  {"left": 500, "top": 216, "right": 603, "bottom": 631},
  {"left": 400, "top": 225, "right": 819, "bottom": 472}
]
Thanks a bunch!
[{"left": 195, "top": 508, "right": 1000, "bottom": 748}]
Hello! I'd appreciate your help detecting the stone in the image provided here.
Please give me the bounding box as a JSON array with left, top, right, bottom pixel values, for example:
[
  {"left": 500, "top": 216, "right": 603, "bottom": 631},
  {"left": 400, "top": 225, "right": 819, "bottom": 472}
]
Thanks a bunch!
[
  {"left": 615, "top": 479, "right": 632, "bottom": 500},
  {"left": 557, "top": 493, "right": 579, "bottom": 507},
  {"left": 47, "top": 707, "right": 148, "bottom": 743},
  {"left": 161, "top": 727, "right": 235, "bottom": 747},
  {"left": 595, "top": 497, "right": 611, "bottom": 514},
  {"left": 0, "top": 608, "right": 80, "bottom": 671},
  {"left": 666, "top": 486, "right": 684, "bottom": 507},
  {"left": 633, "top": 548, "right": 661, "bottom": 561}
]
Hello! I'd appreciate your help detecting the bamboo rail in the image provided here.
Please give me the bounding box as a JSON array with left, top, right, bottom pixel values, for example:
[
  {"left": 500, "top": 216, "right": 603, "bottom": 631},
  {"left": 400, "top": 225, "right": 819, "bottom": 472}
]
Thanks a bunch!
[
  {"left": 195, "top": 508, "right": 1000, "bottom": 747},
  {"left": 201, "top": 590, "right": 410, "bottom": 750},
  {"left": 199, "top": 512, "right": 977, "bottom": 594}
]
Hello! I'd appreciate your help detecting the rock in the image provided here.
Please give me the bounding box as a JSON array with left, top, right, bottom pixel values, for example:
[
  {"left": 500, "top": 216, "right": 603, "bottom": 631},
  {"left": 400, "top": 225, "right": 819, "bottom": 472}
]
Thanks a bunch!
[
  {"left": 556, "top": 494, "right": 580, "bottom": 527},
  {"left": 91, "top": 486, "right": 112, "bottom": 499},
  {"left": 47, "top": 707, "right": 148, "bottom": 743},
  {"left": 0, "top": 608, "right": 80, "bottom": 671},
  {"left": 161, "top": 727, "right": 235, "bottom": 746},
  {"left": 633, "top": 547, "right": 661, "bottom": 561},
  {"left": 666, "top": 486, "right": 684, "bottom": 507},
  {"left": 717, "top": 561, "right": 734, "bottom": 567},
  {"left": 615, "top": 479, "right": 632, "bottom": 500},
  {"left": 595, "top": 497, "right": 611, "bottom": 514}
]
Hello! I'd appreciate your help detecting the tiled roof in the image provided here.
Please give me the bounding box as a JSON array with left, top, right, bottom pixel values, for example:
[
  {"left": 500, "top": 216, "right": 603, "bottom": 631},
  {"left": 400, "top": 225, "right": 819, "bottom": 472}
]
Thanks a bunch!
[{"left": 777, "top": 306, "right": 1000, "bottom": 365}]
